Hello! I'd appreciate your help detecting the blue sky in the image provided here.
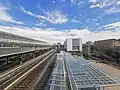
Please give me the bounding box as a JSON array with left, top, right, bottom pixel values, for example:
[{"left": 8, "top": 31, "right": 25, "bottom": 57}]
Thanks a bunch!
[{"left": 0, "top": 0, "right": 120, "bottom": 43}]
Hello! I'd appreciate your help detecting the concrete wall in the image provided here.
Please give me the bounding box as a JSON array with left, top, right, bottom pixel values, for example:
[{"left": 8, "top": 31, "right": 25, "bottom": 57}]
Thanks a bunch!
[
  {"left": 114, "top": 40, "right": 120, "bottom": 46},
  {"left": 83, "top": 44, "right": 92, "bottom": 54},
  {"left": 79, "top": 38, "right": 82, "bottom": 51},
  {"left": 0, "top": 47, "right": 42, "bottom": 55},
  {"left": 67, "top": 38, "right": 72, "bottom": 51},
  {"left": 64, "top": 38, "right": 82, "bottom": 52},
  {"left": 94, "top": 39, "right": 120, "bottom": 48},
  {"left": 0, "top": 47, "right": 21, "bottom": 55}
]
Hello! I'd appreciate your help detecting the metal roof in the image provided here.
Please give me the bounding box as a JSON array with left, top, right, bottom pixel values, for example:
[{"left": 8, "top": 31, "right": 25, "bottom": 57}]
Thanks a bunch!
[
  {"left": 48, "top": 52, "right": 67, "bottom": 90},
  {"left": 0, "top": 31, "right": 49, "bottom": 45},
  {"left": 65, "top": 53, "right": 120, "bottom": 90}
]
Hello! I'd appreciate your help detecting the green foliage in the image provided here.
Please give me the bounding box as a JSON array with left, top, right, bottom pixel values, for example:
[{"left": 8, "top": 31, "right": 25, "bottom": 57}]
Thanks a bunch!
[
  {"left": 105, "top": 48, "right": 114, "bottom": 56},
  {"left": 83, "top": 53, "right": 90, "bottom": 60},
  {"left": 104, "top": 47, "right": 120, "bottom": 64}
]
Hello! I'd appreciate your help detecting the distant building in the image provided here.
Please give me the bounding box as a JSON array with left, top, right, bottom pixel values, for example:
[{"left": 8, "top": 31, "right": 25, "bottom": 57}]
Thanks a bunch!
[
  {"left": 83, "top": 41, "right": 93, "bottom": 54},
  {"left": 64, "top": 38, "right": 82, "bottom": 52},
  {"left": 86, "top": 41, "right": 93, "bottom": 45},
  {"left": 94, "top": 39, "right": 120, "bottom": 48},
  {"left": 56, "top": 42, "right": 65, "bottom": 52},
  {"left": 57, "top": 42, "right": 61, "bottom": 46}
]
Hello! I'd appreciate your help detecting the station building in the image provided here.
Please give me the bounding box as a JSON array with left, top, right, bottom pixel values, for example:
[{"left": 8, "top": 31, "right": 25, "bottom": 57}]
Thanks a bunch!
[{"left": 64, "top": 38, "right": 82, "bottom": 52}]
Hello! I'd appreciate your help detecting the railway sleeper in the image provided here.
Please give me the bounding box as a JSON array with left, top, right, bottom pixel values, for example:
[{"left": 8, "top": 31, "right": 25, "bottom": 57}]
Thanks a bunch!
[
  {"left": 3, "top": 49, "right": 57, "bottom": 90},
  {"left": 35, "top": 83, "right": 45, "bottom": 90},
  {"left": 34, "top": 55, "right": 56, "bottom": 90}
]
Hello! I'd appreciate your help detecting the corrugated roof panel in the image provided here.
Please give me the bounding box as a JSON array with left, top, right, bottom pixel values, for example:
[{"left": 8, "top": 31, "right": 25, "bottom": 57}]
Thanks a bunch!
[
  {"left": 48, "top": 52, "right": 67, "bottom": 90},
  {"left": 65, "top": 52, "right": 120, "bottom": 90}
]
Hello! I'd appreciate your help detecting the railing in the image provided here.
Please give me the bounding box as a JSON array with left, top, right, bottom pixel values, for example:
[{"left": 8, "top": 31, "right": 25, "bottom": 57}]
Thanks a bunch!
[
  {"left": 0, "top": 47, "right": 50, "bottom": 56},
  {"left": 0, "top": 38, "right": 49, "bottom": 45}
]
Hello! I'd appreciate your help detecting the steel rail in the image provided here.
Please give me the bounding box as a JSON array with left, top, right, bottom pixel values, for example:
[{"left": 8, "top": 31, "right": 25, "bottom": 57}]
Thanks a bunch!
[
  {"left": 33, "top": 52, "right": 56, "bottom": 90},
  {"left": 0, "top": 49, "right": 53, "bottom": 78},
  {"left": 4, "top": 49, "right": 56, "bottom": 90},
  {"left": 0, "top": 49, "right": 54, "bottom": 89}
]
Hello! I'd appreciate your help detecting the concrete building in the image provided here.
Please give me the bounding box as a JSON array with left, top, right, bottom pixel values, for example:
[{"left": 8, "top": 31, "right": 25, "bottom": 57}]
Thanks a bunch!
[
  {"left": 94, "top": 39, "right": 120, "bottom": 48},
  {"left": 83, "top": 41, "right": 93, "bottom": 54},
  {"left": 64, "top": 38, "right": 82, "bottom": 52}
]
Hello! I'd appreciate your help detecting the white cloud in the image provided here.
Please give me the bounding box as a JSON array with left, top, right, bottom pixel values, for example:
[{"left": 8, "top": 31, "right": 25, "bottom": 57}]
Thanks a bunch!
[
  {"left": 89, "top": 0, "right": 97, "bottom": 3},
  {"left": 46, "top": 10, "right": 68, "bottom": 24},
  {"left": 90, "top": 3, "right": 103, "bottom": 8},
  {"left": 0, "top": 25, "right": 120, "bottom": 44},
  {"left": 35, "top": 22, "right": 47, "bottom": 27},
  {"left": 71, "top": 0, "right": 84, "bottom": 5},
  {"left": 89, "top": 0, "right": 120, "bottom": 14},
  {"left": 20, "top": 6, "right": 68, "bottom": 24},
  {"left": 96, "top": 23, "right": 99, "bottom": 25},
  {"left": 52, "top": 0, "right": 55, "bottom": 3},
  {"left": 71, "top": 0, "right": 74, "bottom": 2},
  {"left": 71, "top": 19, "right": 88, "bottom": 28},
  {"left": 89, "top": 0, "right": 104, "bottom": 8},
  {"left": 117, "top": 1, "right": 120, "bottom": 4},
  {"left": 89, "top": 0, "right": 116, "bottom": 8},
  {"left": 0, "top": 3, "right": 23, "bottom": 24},
  {"left": 14, "top": 21, "right": 24, "bottom": 24},
  {"left": 71, "top": 19, "right": 81, "bottom": 23},
  {"left": 105, "top": 6, "right": 120, "bottom": 14},
  {"left": 101, "top": 22, "right": 120, "bottom": 30}
]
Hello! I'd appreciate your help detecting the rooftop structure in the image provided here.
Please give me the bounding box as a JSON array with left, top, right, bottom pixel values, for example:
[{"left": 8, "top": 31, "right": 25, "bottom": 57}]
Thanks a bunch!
[
  {"left": 0, "top": 31, "right": 51, "bottom": 55},
  {"left": 0, "top": 31, "right": 49, "bottom": 47},
  {"left": 46, "top": 52, "right": 67, "bottom": 90},
  {"left": 64, "top": 38, "right": 82, "bottom": 52},
  {"left": 82, "top": 41, "right": 94, "bottom": 54},
  {"left": 65, "top": 52, "right": 120, "bottom": 90}
]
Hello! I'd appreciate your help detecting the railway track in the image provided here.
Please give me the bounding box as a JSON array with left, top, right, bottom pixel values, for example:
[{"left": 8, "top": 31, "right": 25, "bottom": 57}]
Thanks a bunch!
[
  {"left": 34, "top": 55, "right": 55, "bottom": 90},
  {"left": 0, "top": 49, "right": 56, "bottom": 90}
]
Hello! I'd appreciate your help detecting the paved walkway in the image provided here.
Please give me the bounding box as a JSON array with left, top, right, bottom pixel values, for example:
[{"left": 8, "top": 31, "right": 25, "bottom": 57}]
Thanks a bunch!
[
  {"left": 94, "top": 63, "right": 120, "bottom": 78},
  {"left": 93, "top": 63, "right": 120, "bottom": 90}
]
